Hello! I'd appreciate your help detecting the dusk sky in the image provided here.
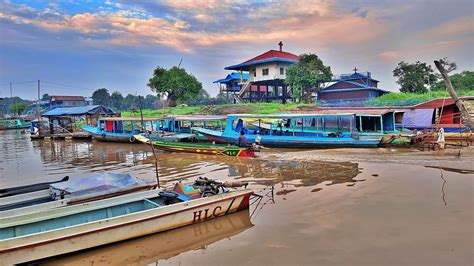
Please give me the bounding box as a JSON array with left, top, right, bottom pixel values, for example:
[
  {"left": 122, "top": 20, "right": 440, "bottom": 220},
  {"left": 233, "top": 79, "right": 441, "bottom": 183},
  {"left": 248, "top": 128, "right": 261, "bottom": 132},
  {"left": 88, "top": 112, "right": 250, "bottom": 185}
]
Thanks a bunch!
[{"left": 0, "top": 0, "right": 472, "bottom": 100}]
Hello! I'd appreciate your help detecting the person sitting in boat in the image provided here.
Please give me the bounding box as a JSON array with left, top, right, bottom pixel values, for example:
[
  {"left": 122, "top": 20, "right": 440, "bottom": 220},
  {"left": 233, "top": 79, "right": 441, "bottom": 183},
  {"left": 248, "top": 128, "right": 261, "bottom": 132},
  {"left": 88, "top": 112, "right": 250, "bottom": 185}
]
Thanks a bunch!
[{"left": 238, "top": 131, "right": 248, "bottom": 147}]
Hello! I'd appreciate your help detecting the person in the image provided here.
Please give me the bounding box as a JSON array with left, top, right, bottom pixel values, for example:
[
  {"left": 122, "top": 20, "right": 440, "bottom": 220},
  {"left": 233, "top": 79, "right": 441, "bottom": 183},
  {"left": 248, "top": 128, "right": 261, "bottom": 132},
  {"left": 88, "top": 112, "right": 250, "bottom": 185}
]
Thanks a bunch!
[{"left": 238, "top": 131, "right": 248, "bottom": 147}]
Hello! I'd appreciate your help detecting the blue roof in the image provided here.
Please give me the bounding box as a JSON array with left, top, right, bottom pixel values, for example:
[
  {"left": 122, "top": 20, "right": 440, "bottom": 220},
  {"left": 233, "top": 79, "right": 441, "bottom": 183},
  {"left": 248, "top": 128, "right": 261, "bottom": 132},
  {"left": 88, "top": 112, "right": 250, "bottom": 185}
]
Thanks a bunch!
[
  {"left": 319, "top": 87, "right": 390, "bottom": 93},
  {"left": 335, "top": 72, "right": 379, "bottom": 82},
  {"left": 225, "top": 58, "right": 298, "bottom": 71},
  {"left": 42, "top": 105, "right": 115, "bottom": 116},
  {"left": 213, "top": 73, "right": 250, "bottom": 83}
]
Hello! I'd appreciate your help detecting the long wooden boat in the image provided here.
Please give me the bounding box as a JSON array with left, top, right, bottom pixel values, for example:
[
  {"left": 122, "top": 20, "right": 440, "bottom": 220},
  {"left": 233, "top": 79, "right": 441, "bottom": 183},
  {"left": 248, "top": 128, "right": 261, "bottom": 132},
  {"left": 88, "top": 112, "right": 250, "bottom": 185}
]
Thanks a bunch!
[
  {"left": 193, "top": 113, "right": 382, "bottom": 148},
  {"left": 134, "top": 134, "right": 256, "bottom": 157},
  {"left": 0, "top": 173, "right": 151, "bottom": 216},
  {"left": 39, "top": 209, "right": 253, "bottom": 265},
  {"left": 0, "top": 176, "right": 69, "bottom": 198},
  {"left": 0, "top": 118, "right": 30, "bottom": 130},
  {"left": 0, "top": 181, "right": 253, "bottom": 264}
]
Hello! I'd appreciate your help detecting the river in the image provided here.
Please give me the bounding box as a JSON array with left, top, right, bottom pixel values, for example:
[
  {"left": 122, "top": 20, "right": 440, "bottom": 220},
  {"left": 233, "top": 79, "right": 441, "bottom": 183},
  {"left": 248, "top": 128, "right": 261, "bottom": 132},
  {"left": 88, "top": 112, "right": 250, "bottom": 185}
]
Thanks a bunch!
[{"left": 0, "top": 130, "right": 472, "bottom": 265}]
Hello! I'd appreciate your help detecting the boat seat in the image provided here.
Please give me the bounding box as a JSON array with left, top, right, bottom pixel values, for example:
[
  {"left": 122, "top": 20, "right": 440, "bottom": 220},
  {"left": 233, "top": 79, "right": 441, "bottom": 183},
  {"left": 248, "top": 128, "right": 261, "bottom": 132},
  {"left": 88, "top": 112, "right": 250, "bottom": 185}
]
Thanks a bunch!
[{"left": 173, "top": 183, "right": 201, "bottom": 200}]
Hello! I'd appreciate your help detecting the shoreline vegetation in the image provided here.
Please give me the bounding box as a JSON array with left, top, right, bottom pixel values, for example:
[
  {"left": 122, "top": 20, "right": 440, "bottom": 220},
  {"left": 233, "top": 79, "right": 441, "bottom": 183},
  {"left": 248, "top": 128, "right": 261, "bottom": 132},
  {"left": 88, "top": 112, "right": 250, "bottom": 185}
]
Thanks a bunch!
[{"left": 121, "top": 90, "right": 474, "bottom": 117}]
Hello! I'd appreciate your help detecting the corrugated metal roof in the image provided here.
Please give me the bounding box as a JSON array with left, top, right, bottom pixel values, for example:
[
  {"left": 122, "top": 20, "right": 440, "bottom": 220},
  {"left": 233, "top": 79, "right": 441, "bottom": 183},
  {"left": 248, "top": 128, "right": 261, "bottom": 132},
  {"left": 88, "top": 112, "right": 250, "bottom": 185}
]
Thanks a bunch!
[
  {"left": 42, "top": 105, "right": 115, "bottom": 116},
  {"left": 225, "top": 50, "right": 299, "bottom": 71},
  {"left": 413, "top": 97, "right": 474, "bottom": 109},
  {"left": 213, "top": 73, "right": 249, "bottom": 83},
  {"left": 50, "top": 96, "right": 85, "bottom": 101}
]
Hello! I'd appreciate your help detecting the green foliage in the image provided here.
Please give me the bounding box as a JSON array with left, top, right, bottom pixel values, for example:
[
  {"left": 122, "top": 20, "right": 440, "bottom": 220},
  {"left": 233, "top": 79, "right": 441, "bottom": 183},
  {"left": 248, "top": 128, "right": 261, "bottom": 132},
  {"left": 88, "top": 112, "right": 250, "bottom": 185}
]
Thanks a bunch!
[
  {"left": 110, "top": 91, "right": 124, "bottom": 111},
  {"left": 92, "top": 88, "right": 110, "bottom": 106},
  {"left": 147, "top": 66, "right": 202, "bottom": 107},
  {"left": 41, "top": 93, "right": 50, "bottom": 101},
  {"left": 0, "top": 97, "right": 32, "bottom": 115},
  {"left": 10, "top": 103, "right": 26, "bottom": 114},
  {"left": 431, "top": 71, "right": 474, "bottom": 91},
  {"left": 185, "top": 91, "right": 232, "bottom": 106},
  {"left": 122, "top": 102, "right": 314, "bottom": 117},
  {"left": 393, "top": 61, "right": 438, "bottom": 93},
  {"left": 366, "top": 90, "right": 474, "bottom": 106},
  {"left": 285, "top": 53, "right": 332, "bottom": 103}
]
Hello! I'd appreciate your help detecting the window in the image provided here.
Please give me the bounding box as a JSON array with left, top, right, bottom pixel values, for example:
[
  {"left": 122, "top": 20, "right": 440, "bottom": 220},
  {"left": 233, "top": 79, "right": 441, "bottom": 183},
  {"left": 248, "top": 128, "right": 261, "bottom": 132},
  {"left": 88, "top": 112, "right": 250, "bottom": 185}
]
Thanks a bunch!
[
  {"left": 253, "top": 70, "right": 256, "bottom": 77},
  {"left": 262, "top": 68, "right": 269, "bottom": 76},
  {"left": 280, "top": 67, "right": 284, "bottom": 75}
]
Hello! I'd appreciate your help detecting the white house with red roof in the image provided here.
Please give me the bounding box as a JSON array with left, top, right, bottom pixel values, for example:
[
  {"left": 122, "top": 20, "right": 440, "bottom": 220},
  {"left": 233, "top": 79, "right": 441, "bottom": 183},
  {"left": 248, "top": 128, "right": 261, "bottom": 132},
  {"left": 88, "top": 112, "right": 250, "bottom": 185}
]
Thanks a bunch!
[{"left": 224, "top": 42, "right": 299, "bottom": 103}]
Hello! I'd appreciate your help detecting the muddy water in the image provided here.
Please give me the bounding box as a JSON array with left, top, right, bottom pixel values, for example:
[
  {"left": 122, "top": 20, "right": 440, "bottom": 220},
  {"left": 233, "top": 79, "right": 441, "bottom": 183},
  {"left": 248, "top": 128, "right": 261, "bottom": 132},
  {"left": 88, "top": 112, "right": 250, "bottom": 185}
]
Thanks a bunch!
[{"left": 1, "top": 130, "right": 473, "bottom": 265}]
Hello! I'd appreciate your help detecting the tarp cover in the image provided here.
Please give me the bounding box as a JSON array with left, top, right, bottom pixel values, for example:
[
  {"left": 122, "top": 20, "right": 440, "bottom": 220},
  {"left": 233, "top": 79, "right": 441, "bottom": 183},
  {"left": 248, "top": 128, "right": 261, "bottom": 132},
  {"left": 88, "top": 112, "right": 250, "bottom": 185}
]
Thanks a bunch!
[
  {"left": 49, "top": 172, "right": 146, "bottom": 200},
  {"left": 42, "top": 105, "right": 115, "bottom": 117},
  {"left": 403, "top": 109, "right": 434, "bottom": 129}
]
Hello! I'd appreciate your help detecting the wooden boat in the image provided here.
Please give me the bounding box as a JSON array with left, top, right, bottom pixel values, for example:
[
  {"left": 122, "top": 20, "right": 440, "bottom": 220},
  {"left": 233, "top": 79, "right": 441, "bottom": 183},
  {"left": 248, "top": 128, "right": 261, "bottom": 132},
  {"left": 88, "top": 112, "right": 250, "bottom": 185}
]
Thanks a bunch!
[
  {"left": 0, "top": 179, "right": 253, "bottom": 264},
  {"left": 0, "top": 118, "right": 30, "bottom": 130},
  {"left": 159, "top": 115, "right": 227, "bottom": 141},
  {"left": 134, "top": 134, "right": 255, "bottom": 157},
  {"left": 81, "top": 117, "right": 162, "bottom": 143},
  {"left": 193, "top": 113, "right": 382, "bottom": 148},
  {"left": 40, "top": 209, "right": 253, "bottom": 265},
  {"left": 0, "top": 173, "right": 151, "bottom": 216},
  {"left": 0, "top": 176, "right": 69, "bottom": 198}
]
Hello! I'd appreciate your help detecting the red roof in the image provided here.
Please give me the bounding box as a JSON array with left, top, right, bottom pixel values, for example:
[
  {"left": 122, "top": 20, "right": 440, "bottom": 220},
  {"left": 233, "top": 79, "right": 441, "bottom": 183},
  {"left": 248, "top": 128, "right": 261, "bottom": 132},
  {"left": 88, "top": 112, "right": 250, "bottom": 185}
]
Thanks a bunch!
[
  {"left": 412, "top": 97, "right": 474, "bottom": 109},
  {"left": 243, "top": 50, "right": 299, "bottom": 64},
  {"left": 50, "top": 96, "right": 85, "bottom": 101}
]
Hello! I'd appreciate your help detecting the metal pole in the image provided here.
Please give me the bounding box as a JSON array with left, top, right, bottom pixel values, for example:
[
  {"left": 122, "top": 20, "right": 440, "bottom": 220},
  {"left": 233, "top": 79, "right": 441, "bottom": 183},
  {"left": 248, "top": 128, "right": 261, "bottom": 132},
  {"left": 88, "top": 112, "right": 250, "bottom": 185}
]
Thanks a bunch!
[
  {"left": 9, "top": 82, "right": 12, "bottom": 98},
  {"left": 37, "top": 80, "right": 40, "bottom": 119}
]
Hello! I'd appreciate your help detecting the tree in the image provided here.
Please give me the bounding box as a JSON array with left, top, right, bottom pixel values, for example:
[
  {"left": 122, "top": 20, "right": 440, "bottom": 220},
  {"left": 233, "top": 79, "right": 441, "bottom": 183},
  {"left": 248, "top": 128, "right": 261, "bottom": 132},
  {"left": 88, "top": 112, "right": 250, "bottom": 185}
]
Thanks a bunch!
[
  {"left": 147, "top": 66, "right": 202, "bottom": 107},
  {"left": 10, "top": 103, "right": 26, "bottom": 115},
  {"left": 110, "top": 91, "right": 124, "bottom": 111},
  {"left": 144, "top": 94, "right": 159, "bottom": 109},
  {"left": 92, "top": 88, "right": 111, "bottom": 106},
  {"left": 285, "top": 53, "right": 332, "bottom": 103},
  {"left": 41, "top": 93, "right": 50, "bottom": 101},
  {"left": 123, "top": 94, "right": 138, "bottom": 110},
  {"left": 393, "top": 61, "right": 438, "bottom": 93},
  {"left": 432, "top": 71, "right": 474, "bottom": 91}
]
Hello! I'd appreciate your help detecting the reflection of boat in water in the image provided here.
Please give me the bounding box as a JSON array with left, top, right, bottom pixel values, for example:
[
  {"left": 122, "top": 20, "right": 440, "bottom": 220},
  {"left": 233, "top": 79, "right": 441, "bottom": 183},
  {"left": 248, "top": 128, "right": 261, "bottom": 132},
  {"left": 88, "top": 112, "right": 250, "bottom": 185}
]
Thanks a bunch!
[
  {"left": 39, "top": 209, "right": 253, "bottom": 265},
  {"left": 0, "top": 178, "right": 252, "bottom": 264}
]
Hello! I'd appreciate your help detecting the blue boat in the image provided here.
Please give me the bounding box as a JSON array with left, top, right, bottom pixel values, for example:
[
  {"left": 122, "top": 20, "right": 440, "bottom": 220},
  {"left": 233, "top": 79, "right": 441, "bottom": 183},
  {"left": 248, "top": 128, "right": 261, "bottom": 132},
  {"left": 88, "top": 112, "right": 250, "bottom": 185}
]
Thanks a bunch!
[{"left": 193, "top": 113, "right": 382, "bottom": 148}]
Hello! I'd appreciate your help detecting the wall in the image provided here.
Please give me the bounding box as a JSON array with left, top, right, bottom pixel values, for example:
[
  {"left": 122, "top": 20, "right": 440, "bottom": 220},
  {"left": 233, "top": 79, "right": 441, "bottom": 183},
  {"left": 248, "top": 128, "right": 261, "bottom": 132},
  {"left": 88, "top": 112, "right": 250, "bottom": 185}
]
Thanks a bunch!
[
  {"left": 318, "top": 90, "right": 370, "bottom": 101},
  {"left": 248, "top": 62, "right": 292, "bottom": 82}
]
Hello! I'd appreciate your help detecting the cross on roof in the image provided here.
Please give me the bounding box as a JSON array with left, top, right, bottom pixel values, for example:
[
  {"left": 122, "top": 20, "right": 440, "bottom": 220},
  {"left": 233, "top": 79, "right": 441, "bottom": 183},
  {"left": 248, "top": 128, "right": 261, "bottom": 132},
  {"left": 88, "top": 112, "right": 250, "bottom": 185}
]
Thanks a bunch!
[{"left": 353, "top": 67, "right": 358, "bottom": 73}]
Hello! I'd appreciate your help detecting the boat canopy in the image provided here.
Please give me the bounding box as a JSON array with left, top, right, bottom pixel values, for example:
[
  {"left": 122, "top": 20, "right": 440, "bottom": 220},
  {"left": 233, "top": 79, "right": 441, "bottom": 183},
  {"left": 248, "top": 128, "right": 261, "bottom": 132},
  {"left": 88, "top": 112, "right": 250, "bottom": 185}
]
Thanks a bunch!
[
  {"left": 42, "top": 105, "right": 115, "bottom": 117},
  {"left": 49, "top": 173, "right": 147, "bottom": 200},
  {"left": 99, "top": 117, "right": 163, "bottom": 121},
  {"left": 227, "top": 113, "right": 355, "bottom": 119},
  {"left": 166, "top": 115, "right": 227, "bottom": 121}
]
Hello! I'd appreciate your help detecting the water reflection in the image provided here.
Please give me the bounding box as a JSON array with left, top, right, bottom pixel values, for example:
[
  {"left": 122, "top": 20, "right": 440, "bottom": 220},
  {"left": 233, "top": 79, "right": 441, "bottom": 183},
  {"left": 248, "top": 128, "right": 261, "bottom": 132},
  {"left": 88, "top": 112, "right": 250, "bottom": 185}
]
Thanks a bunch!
[
  {"left": 36, "top": 210, "right": 253, "bottom": 265},
  {"left": 1, "top": 129, "right": 363, "bottom": 191}
]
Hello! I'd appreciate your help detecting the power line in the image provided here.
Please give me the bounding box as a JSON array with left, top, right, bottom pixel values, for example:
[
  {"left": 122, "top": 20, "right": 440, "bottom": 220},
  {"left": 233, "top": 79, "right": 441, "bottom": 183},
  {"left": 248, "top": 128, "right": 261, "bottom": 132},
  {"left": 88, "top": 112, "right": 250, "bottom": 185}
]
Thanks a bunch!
[
  {"left": 41, "top": 80, "right": 91, "bottom": 90},
  {"left": 0, "top": 81, "right": 37, "bottom": 87}
]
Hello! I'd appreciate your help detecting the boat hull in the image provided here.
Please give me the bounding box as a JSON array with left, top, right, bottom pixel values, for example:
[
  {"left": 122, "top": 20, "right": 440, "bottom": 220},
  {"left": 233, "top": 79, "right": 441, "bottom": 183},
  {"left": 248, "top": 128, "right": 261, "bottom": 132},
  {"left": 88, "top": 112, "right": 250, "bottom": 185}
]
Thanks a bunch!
[
  {"left": 82, "top": 126, "right": 139, "bottom": 143},
  {"left": 0, "top": 190, "right": 252, "bottom": 264},
  {"left": 134, "top": 135, "right": 255, "bottom": 157},
  {"left": 195, "top": 128, "right": 381, "bottom": 148}
]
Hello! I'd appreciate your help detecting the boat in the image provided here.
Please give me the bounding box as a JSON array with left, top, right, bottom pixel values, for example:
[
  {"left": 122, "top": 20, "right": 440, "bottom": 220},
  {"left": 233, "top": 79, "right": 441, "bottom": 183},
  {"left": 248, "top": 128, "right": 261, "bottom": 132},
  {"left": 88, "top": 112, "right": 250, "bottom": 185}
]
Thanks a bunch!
[
  {"left": 193, "top": 113, "right": 383, "bottom": 148},
  {"left": 134, "top": 134, "right": 256, "bottom": 157},
  {"left": 39, "top": 209, "right": 253, "bottom": 265},
  {"left": 0, "top": 176, "right": 69, "bottom": 198},
  {"left": 159, "top": 115, "right": 227, "bottom": 141},
  {"left": 0, "top": 173, "right": 152, "bottom": 217},
  {"left": 0, "top": 118, "right": 30, "bottom": 130},
  {"left": 0, "top": 178, "right": 253, "bottom": 264}
]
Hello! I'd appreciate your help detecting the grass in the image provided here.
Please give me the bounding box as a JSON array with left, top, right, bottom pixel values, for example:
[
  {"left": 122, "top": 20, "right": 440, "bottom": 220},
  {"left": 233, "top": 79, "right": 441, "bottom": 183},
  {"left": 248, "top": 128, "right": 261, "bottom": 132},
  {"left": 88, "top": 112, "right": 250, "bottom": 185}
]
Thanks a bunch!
[
  {"left": 366, "top": 90, "right": 474, "bottom": 106},
  {"left": 121, "top": 102, "right": 314, "bottom": 117}
]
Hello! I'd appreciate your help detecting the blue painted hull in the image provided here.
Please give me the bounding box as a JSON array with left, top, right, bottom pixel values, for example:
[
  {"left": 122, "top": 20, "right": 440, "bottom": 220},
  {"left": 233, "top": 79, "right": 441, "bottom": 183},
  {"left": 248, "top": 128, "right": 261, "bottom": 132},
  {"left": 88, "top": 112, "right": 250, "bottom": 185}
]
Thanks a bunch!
[
  {"left": 195, "top": 128, "right": 381, "bottom": 148},
  {"left": 81, "top": 126, "right": 139, "bottom": 143}
]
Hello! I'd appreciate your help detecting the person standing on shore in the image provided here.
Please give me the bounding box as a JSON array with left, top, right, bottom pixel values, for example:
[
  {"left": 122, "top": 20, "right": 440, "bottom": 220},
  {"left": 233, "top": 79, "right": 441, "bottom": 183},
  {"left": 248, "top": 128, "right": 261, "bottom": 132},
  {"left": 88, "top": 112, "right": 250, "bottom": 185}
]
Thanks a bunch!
[{"left": 238, "top": 131, "right": 248, "bottom": 147}]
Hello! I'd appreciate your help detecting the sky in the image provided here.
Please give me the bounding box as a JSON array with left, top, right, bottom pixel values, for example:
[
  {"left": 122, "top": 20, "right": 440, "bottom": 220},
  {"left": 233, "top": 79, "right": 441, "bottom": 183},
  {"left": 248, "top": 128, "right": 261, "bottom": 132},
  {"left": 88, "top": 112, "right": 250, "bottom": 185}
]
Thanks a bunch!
[{"left": 0, "top": 0, "right": 473, "bottom": 100}]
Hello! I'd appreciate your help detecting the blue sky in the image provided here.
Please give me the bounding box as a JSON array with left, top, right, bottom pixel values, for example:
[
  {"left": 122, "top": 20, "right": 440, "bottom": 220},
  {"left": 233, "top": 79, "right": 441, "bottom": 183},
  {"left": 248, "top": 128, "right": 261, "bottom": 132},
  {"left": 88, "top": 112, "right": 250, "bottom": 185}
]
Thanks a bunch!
[{"left": 0, "top": 0, "right": 473, "bottom": 100}]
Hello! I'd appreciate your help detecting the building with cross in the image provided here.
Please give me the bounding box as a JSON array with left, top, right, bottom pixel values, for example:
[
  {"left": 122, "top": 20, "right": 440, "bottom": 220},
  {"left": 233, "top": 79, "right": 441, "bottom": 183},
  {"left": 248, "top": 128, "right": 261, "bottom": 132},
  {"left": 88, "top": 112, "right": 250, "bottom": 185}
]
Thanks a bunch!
[
  {"left": 317, "top": 69, "right": 389, "bottom": 106},
  {"left": 219, "top": 42, "right": 299, "bottom": 103}
]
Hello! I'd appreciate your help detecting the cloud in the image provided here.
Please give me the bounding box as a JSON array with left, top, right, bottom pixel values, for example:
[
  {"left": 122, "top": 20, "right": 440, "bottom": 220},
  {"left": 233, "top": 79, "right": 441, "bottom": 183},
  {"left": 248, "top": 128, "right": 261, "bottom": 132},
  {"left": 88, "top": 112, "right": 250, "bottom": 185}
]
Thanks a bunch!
[
  {"left": 422, "top": 16, "right": 473, "bottom": 40},
  {"left": 0, "top": 0, "right": 388, "bottom": 53}
]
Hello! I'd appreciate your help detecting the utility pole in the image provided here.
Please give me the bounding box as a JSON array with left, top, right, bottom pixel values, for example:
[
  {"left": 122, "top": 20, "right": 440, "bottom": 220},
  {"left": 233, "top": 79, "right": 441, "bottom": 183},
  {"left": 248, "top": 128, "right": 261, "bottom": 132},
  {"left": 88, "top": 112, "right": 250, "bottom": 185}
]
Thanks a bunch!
[
  {"left": 37, "top": 80, "right": 40, "bottom": 119},
  {"left": 9, "top": 82, "right": 12, "bottom": 98}
]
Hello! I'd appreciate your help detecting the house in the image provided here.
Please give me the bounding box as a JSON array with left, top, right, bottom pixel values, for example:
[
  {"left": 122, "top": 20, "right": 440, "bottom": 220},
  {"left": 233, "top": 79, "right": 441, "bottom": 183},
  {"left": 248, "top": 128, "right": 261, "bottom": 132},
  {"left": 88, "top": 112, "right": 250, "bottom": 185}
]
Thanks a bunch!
[
  {"left": 213, "top": 72, "right": 249, "bottom": 99},
  {"left": 224, "top": 42, "right": 299, "bottom": 103},
  {"left": 317, "top": 70, "right": 389, "bottom": 105},
  {"left": 49, "top": 95, "right": 87, "bottom": 109}
]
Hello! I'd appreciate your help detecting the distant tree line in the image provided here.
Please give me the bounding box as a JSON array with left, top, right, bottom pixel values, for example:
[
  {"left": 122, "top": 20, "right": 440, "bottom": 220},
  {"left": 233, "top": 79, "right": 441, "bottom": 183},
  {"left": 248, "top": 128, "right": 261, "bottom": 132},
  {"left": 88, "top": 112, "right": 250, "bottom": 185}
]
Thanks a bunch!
[
  {"left": 0, "top": 97, "right": 32, "bottom": 116},
  {"left": 91, "top": 88, "right": 160, "bottom": 112},
  {"left": 393, "top": 60, "right": 473, "bottom": 93}
]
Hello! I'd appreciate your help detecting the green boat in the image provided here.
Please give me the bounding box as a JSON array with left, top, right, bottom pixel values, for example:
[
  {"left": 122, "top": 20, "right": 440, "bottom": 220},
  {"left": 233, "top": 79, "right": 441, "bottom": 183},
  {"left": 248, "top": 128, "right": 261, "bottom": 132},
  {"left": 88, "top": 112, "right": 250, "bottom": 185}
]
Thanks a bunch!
[
  {"left": 134, "top": 134, "right": 255, "bottom": 157},
  {"left": 0, "top": 119, "right": 30, "bottom": 130}
]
